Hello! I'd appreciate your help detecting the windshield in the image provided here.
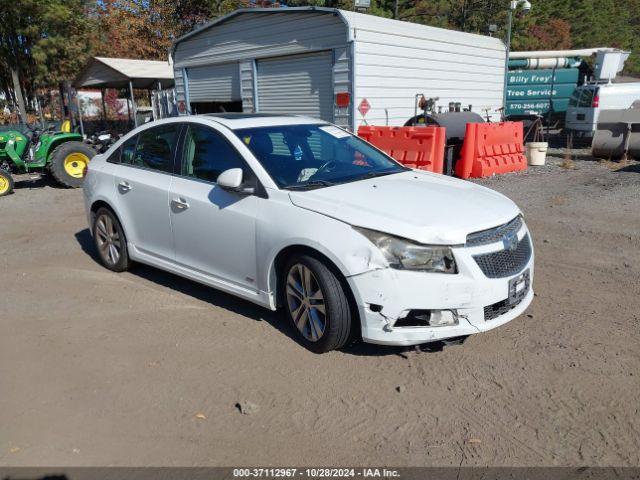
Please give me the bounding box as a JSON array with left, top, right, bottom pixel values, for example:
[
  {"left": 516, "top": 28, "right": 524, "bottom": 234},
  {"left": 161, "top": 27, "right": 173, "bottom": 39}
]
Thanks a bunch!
[{"left": 234, "top": 124, "right": 407, "bottom": 190}]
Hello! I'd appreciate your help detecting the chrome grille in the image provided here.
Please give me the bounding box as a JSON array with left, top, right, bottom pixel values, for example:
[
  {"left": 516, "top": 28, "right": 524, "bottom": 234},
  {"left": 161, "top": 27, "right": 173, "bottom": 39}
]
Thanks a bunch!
[
  {"left": 466, "top": 216, "right": 523, "bottom": 247},
  {"left": 473, "top": 234, "right": 532, "bottom": 278}
]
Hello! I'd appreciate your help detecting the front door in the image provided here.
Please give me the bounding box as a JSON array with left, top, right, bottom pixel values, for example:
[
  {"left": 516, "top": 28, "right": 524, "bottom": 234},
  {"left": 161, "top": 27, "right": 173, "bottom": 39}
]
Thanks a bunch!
[
  {"left": 112, "top": 124, "right": 179, "bottom": 262},
  {"left": 566, "top": 86, "right": 598, "bottom": 132},
  {"left": 169, "top": 123, "right": 259, "bottom": 291}
]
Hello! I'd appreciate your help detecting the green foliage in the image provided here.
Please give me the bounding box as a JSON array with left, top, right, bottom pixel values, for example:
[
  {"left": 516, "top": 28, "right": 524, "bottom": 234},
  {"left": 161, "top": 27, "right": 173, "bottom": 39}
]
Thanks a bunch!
[
  {"left": 384, "top": 0, "right": 640, "bottom": 74},
  {"left": 0, "top": 0, "right": 93, "bottom": 98},
  {"left": 1, "top": 0, "right": 639, "bottom": 113}
]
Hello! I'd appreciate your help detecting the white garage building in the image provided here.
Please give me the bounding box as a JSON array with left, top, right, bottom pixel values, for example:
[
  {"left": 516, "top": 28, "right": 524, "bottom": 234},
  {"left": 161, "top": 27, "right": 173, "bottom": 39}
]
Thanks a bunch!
[{"left": 171, "top": 7, "right": 506, "bottom": 130}]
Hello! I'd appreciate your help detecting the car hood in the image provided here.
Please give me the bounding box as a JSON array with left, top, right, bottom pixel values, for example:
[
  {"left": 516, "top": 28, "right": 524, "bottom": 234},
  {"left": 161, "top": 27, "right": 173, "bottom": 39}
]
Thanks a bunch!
[{"left": 288, "top": 170, "right": 521, "bottom": 245}]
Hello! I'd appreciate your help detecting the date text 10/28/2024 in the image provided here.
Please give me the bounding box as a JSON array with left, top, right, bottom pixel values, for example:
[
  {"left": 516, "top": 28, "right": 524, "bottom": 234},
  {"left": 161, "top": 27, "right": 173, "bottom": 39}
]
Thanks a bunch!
[{"left": 233, "top": 468, "right": 401, "bottom": 478}]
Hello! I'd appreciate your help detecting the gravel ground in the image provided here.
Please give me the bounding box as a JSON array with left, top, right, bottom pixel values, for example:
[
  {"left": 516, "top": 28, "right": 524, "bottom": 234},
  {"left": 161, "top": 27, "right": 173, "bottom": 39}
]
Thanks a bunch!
[{"left": 0, "top": 153, "right": 639, "bottom": 467}]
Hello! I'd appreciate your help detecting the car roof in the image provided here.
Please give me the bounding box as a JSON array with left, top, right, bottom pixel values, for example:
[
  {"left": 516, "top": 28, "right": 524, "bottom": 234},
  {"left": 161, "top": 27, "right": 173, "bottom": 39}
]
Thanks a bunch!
[
  {"left": 193, "top": 113, "right": 328, "bottom": 130},
  {"left": 116, "top": 114, "right": 335, "bottom": 142}
]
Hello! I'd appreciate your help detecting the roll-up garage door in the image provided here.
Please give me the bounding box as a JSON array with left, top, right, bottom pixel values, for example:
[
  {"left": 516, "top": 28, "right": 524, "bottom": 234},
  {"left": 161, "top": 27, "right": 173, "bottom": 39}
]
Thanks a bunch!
[
  {"left": 257, "top": 51, "right": 333, "bottom": 121},
  {"left": 187, "top": 63, "right": 240, "bottom": 103}
]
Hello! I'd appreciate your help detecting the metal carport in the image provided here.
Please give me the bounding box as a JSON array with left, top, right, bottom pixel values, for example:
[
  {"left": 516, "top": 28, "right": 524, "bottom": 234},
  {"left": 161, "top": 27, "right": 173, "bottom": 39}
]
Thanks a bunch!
[{"left": 73, "top": 57, "right": 175, "bottom": 128}]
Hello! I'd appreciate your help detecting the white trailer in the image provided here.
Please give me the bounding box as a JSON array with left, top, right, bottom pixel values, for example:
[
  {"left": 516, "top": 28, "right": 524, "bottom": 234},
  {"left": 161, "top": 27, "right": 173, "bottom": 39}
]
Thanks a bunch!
[{"left": 172, "top": 7, "right": 506, "bottom": 130}]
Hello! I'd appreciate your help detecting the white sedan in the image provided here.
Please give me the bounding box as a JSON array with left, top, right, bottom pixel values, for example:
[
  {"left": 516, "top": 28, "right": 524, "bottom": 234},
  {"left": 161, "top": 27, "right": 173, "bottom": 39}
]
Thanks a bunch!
[{"left": 83, "top": 114, "right": 534, "bottom": 353}]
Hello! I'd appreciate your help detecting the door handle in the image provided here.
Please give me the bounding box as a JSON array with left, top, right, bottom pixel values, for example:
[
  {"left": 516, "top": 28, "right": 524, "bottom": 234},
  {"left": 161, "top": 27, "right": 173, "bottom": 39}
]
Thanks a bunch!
[
  {"left": 118, "top": 181, "right": 131, "bottom": 192},
  {"left": 171, "top": 198, "right": 190, "bottom": 210}
]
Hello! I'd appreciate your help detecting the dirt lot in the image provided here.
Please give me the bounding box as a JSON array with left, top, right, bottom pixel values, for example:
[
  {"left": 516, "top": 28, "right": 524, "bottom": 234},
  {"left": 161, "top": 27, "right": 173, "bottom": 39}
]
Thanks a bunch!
[{"left": 1, "top": 153, "right": 639, "bottom": 467}]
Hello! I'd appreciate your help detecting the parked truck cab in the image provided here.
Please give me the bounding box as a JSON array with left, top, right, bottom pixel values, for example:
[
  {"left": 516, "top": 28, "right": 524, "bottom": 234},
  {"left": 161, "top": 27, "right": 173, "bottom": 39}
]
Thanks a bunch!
[{"left": 565, "top": 82, "right": 640, "bottom": 136}]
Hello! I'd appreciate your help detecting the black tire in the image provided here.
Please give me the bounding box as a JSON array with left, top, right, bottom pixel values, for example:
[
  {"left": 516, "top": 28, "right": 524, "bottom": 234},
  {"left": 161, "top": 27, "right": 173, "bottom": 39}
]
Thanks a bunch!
[
  {"left": 92, "top": 207, "right": 131, "bottom": 272},
  {"left": 0, "top": 169, "right": 14, "bottom": 197},
  {"left": 48, "top": 141, "right": 95, "bottom": 188},
  {"left": 282, "top": 254, "right": 352, "bottom": 353}
]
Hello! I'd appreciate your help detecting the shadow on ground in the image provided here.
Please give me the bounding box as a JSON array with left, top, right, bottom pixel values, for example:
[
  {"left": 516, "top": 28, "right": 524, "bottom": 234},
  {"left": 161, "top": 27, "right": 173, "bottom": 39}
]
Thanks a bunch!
[
  {"left": 74, "top": 228, "right": 449, "bottom": 358},
  {"left": 615, "top": 162, "right": 640, "bottom": 173},
  {"left": 12, "top": 175, "right": 54, "bottom": 191}
]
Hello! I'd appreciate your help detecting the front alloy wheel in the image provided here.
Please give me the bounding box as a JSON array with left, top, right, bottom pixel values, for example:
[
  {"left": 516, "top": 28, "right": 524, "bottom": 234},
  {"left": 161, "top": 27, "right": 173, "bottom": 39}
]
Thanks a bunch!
[
  {"left": 286, "top": 264, "right": 327, "bottom": 342},
  {"left": 283, "top": 255, "right": 353, "bottom": 353}
]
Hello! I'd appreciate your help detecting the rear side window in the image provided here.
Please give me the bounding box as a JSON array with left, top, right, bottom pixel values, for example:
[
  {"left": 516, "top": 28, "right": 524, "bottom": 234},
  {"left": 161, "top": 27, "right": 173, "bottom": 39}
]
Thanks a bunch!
[
  {"left": 578, "top": 88, "right": 597, "bottom": 107},
  {"left": 106, "top": 146, "right": 122, "bottom": 164},
  {"left": 181, "top": 125, "right": 249, "bottom": 183},
  {"left": 106, "top": 135, "right": 136, "bottom": 164},
  {"left": 120, "top": 124, "right": 179, "bottom": 173},
  {"left": 120, "top": 136, "right": 137, "bottom": 164}
]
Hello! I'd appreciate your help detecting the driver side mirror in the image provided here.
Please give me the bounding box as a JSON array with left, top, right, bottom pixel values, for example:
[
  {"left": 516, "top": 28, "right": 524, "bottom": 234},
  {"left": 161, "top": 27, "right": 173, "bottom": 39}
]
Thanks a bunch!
[{"left": 217, "top": 168, "right": 254, "bottom": 195}]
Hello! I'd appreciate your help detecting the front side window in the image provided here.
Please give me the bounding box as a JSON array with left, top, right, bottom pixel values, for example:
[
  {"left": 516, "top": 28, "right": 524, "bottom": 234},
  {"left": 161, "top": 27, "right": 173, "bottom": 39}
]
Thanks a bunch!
[
  {"left": 181, "top": 124, "right": 249, "bottom": 183},
  {"left": 120, "top": 124, "right": 178, "bottom": 173},
  {"left": 234, "top": 124, "right": 407, "bottom": 189}
]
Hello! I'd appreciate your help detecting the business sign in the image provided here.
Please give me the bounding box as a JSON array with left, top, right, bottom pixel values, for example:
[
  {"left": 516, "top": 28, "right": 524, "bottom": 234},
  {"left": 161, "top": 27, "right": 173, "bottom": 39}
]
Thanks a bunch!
[
  {"left": 506, "top": 98, "right": 571, "bottom": 116},
  {"left": 507, "top": 68, "right": 579, "bottom": 86},
  {"left": 506, "top": 67, "right": 580, "bottom": 116},
  {"left": 506, "top": 84, "right": 577, "bottom": 100}
]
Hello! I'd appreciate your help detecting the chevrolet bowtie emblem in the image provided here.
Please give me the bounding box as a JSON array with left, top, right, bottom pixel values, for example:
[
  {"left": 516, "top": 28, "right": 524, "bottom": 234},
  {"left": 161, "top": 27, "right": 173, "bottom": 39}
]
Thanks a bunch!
[{"left": 503, "top": 232, "right": 518, "bottom": 252}]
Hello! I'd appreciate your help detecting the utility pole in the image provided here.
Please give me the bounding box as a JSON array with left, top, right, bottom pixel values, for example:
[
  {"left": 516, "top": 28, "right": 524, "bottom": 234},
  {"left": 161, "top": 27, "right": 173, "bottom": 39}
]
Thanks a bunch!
[
  {"left": 503, "top": 8, "right": 513, "bottom": 110},
  {"left": 503, "top": 0, "right": 532, "bottom": 109}
]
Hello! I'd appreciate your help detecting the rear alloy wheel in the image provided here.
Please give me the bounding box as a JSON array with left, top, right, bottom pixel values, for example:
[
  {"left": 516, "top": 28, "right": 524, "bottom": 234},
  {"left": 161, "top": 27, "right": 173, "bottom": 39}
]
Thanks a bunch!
[
  {"left": 49, "top": 141, "right": 95, "bottom": 188},
  {"left": 93, "top": 208, "right": 131, "bottom": 272},
  {"left": 283, "top": 255, "right": 352, "bottom": 353},
  {"left": 0, "top": 169, "right": 14, "bottom": 197}
]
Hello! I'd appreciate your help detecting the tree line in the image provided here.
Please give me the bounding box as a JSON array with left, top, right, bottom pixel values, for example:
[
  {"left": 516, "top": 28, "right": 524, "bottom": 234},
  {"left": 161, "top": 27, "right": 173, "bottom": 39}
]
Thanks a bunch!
[{"left": 1, "top": 0, "right": 639, "bottom": 121}]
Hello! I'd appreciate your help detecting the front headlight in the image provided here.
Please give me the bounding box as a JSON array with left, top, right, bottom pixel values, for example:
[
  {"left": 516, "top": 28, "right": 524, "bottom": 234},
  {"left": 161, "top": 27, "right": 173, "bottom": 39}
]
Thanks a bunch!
[{"left": 354, "top": 227, "right": 457, "bottom": 274}]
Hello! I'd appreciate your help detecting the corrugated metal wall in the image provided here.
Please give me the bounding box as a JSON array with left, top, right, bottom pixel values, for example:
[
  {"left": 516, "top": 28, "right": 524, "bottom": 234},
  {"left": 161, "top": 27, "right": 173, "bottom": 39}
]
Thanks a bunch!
[
  {"left": 257, "top": 52, "right": 333, "bottom": 120},
  {"left": 333, "top": 46, "right": 352, "bottom": 128},
  {"left": 173, "top": 11, "right": 352, "bottom": 125},
  {"left": 343, "top": 11, "right": 506, "bottom": 126},
  {"left": 172, "top": 8, "right": 505, "bottom": 128},
  {"left": 173, "top": 11, "right": 346, "bottom": 67},
  {"left": 239, "top": 60, "right": 255, "bottom": 112},
  {"left": 174, "top": 68, "right": 186, "bottom": 107}
]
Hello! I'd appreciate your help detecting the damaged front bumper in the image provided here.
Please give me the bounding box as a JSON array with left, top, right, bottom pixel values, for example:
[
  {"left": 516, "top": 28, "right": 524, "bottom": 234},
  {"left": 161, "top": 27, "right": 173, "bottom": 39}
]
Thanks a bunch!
[{"left": 345, "top": 234, "right": 535, "bottom": 346}]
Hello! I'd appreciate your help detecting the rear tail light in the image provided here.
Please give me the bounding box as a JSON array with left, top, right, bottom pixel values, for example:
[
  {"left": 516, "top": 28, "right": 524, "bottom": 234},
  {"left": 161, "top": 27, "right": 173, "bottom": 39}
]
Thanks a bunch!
[{"left": 592, "top": 95, "right": 599, "bottom": 107}]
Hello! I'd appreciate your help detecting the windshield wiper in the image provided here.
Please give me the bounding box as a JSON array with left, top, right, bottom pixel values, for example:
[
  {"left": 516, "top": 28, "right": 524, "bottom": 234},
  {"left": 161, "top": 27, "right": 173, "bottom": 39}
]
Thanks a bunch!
[{"left": 286, "top": 180, "right": 336, "bottom": 191}]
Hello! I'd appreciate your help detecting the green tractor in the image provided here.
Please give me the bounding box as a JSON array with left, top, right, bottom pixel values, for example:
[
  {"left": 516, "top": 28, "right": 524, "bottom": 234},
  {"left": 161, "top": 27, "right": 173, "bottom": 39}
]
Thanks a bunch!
[{"left": 0, "top": 121, "right": 96, "bottom": 197}]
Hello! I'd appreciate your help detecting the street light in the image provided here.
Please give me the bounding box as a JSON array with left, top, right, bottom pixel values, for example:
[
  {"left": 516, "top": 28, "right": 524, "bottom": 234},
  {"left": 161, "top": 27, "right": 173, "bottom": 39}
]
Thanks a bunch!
[{"left": 502, "top": 0, "right": 532, "bottom": 110}]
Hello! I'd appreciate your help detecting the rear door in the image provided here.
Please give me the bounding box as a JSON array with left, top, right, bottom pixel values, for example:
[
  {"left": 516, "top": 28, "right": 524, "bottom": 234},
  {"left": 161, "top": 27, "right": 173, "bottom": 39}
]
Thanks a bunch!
[
  {"left": 566, "top": 86, "right": 598, "bottom": 132},
  {"left": 169, "top": 123, "right": 260, "bottom": 291},
  {"left": 111, "top": 124, "right": 180, "bottom": 262}
]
